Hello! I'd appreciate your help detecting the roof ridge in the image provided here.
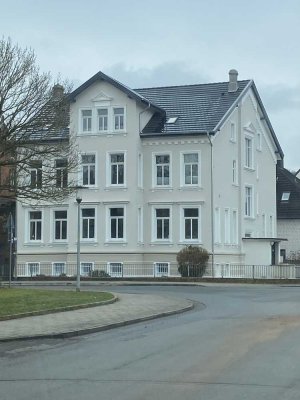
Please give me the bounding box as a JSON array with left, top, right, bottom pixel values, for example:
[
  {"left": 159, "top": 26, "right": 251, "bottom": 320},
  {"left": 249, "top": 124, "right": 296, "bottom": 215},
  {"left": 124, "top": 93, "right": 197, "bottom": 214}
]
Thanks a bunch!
[{"left": 135, "top": 79, "right": 251, "bottom": 91}]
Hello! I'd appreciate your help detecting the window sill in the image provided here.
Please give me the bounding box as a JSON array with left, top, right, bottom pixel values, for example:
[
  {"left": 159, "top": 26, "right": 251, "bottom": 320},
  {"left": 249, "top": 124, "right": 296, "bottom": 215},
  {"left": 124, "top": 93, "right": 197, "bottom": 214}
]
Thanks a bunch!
[
  {"left": 150, "top": 241, "right": 173, "bottom": 245},
  {"left": 104, "top": 241, "right": 128, "bottom": 245},
  {"left": 105, "top": 186, "right": 128, "bottom": 191},
  {"left": 178, "top": 240, "right": 202, "bottom": 245},
  {"left": 49, "top": 241, "right": 68, "bottom": 246},
  {"left": 179, "top": 186, "right": 203, "bottom": 191},
  {"left": 244, "top": 216, "right": 256, "bottom": 220},
  {"left": 24, "top": 242, "right": 44, "bottom": 246},
  {"left": 232, "top": 183, "right": 239, "bottom": 187},
  {"left": 77, "top": 131, "right": 127, "bottom": 137},
  {"left": 244, "top": 166, "right": 255, "bottom": 172},
  {"left": 151, "top": 187, "right": 173, "bottom": 191}
]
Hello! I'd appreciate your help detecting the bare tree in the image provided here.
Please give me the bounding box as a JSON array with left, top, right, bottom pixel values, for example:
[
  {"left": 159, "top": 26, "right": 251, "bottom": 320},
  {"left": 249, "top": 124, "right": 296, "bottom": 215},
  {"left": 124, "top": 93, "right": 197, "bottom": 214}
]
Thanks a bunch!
[{"left": 0, "top": 37, "right": 78, "bottom": 203}]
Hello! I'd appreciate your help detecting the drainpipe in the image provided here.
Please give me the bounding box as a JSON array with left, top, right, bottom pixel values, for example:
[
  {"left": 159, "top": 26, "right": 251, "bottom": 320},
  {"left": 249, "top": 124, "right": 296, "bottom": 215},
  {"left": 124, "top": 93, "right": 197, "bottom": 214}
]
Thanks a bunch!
[
  {"left": 237, "top": 104, "right": 243, "bottom": 257},
  {"left": 206, "top": 131, "right": 215, "bottom": 275}
]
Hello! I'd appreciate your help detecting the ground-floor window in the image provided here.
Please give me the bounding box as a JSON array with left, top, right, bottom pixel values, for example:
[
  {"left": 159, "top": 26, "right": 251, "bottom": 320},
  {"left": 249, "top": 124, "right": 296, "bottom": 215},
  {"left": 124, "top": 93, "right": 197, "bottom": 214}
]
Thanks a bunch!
[
  {"left": 52, "top": 262, "right": 66, "bottom": 276},
  {"left": 80, "top": 262, "right": 94, "bottom": 276},
  {"left": 26, "top": 262, "right": 40, "bottom": 277},
  {"left": 108, "top": 262, "right": 123, "bottom": 277},
  {"left": 154, "top": 262, "right": 170, "bottom": 277}
]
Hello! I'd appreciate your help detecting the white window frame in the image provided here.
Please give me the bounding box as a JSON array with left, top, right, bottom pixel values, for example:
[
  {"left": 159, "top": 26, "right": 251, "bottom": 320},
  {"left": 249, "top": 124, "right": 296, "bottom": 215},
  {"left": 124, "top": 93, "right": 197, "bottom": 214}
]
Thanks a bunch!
[
  {"left": 113, "top": 106, "right": 126, "bottom": 132},
  {"left": 214, "top": 207, "right": 221, "bottom": 244},
  {"left": 26, "top": 262, "right": 40, "bottom": 277},
  {"left": 53, "top": 209, "right": 68, "bottom": 241},
  {"left": 29, "top": 160, "right": 42, "bottom": 189},
  {"left": 81, "top": 153, "right": 97, "bottom": 187},
  {"left": 137, "top": 153, "right": 143, "bottom": 188},
  {"left": 80, "top": 108, "right": 93, "bottom": 134},
  {"left": 80, "top": 262, "right": 94, "bottom": 277},
  {"left": 97, "top": 107, "right": 109, "bottom": 132},
  {"left": 232, "top": 159, "right": 238, "bottom": 185},
  {"left": 281, "top": 192, "right": 290, "bottom": 201},
  {"left": 137, "top": 207, "right": 143, "bottom": 243},
  {"left": 108, "top": 206, "right": 126, "bottom": 241},
  {"left": 245, "top": 136, "right": 253, "bottom": 169},
  {"left": 180, "top": 206, "right": 201, "bottom": 243},
  {"left": 81, "top": 207, "right": 96, "bottom": 241},
  {"left": 152, "top": 152, "right": 172, "bottom": 188},
  {"left": 230, "top": 122, "right": 236, "bottom": 142},
  {"left": 245, "top": 185, "right": 254, "bottom": 218},
  {"left": 152, "top": 206, "right": 172, "bottom": 242},
  {"left": 107, "top": 151, "right": 126, "bottom": 187},
  {"left": 154, "top": 262, "right": 170, "bottom": 277},
  {"left": 55, "top": 159, "right": 68, "bottom": 188},
  {"left": 107, "top": 262, "right": 123, "bottom": 277},
  {"left": 28, "top": 210, "right": 43, "bottom": 242},
  {"left": 231, "top": 209, "right": 238, "bottom": 244},
  {"left": 224, "top": 208, "right": 230, "bottom": 245},
  {"left": 52, "top": 262, "right": 66, "bottom": 276},
  {"left": 180, "top": 151, "right": 201, "bottom": 187},
  {"left": 256, "top": 131, "right": 262, "bottom": 151}
]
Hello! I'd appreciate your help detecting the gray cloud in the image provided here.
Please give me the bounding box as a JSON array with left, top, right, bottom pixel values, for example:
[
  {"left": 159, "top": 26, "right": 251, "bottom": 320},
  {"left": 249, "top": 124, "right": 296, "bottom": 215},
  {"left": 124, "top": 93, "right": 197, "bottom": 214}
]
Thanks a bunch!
[{"left": 260, "top": 84, "right": 300, "bottom": 113}]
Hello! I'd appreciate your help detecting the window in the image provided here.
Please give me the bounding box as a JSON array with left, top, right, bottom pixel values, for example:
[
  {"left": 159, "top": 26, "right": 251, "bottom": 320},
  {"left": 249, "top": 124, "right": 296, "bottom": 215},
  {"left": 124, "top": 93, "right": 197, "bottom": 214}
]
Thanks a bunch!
[
  {"left": 138, "top": 207, "right": 143, "bottom": 243},
  {"left": 154, "top": 262, "right": 170, "bottom": 277},
  {"left": 52, "top": 262, "right": 66, "bottom": 276},
  {"left": 109, "top": 208, "right": 124, "bottom": 239},
  {"left": 113, "top": 107, "right": 125, "bottom": 130},
  {"left": 97, "top": 108, "right": 108, "bottom": 132},
  {"left": 230, "top": 122, "right": 236, "bottom": 142},
  {"left": 110, "top": 153, "right": 125, "bottom": 185},
  {"left": 183, "top": 208, "right": 199, "bottom": 240},
  {"left": 245, "top": 137, "right": 253, "bottom": 168},
  {"left": 214, "top": 207, "right": 221, "bottom": 244},
  {"left": 81, "top": 208, "right": 95, "bottom": 239},
  {"left": 27, "top": 262, "right": 40, "bottom": 277},
  {"left": 29, "top": 160, "right": 42, "bottom": 188},
  {"left": 29, "top": 211, "right": 42, "bottom": 241},
  {"left": 224, "top": 208, "right": 230, "bottom": 244},
  {"left": 231, "top": 210, "right": 238, "bottom": 244},
  {"left": 281, "top": 192, "right": 290, "bottom": 201},
  {"left": 257, "top": 131, "right": 262, "bottom": 150},
  {"left": 108, "top": 262, "right": 123, "bottom": 277},
  {"left": 55, "top": 159, "right": 68, "bottom": 188},
  {"left": 80, "top": 262, "right": 93, "bottom": 276},
  {"left": 155, "top": 154, "right": 170, "bottom": 186},
  {"left": 81, "top": 109, "right": 92, "bottom": 132},
  {"left": 245, "top": 186, "right": 253, "bottom": 217},
  {"left": 138, "top": 153, "right": 143, "bottom": 188},
  {"left": 232, "top": 160, "right": 237, "bottom": 184},
  {"left": 155, "top": 208, "right": 170, "bottom": 240},
  {"left": 183, "top": 153, "right": 199, "bottom": 185},
  {"left": 166, "top": 117, "right": 178, "bottom": 124},
  {"left": 54, "top": 210, "right": 67, "bottom": 240},
  {"left": 82, "top": 154, "right": 95, "bottom": 186}
]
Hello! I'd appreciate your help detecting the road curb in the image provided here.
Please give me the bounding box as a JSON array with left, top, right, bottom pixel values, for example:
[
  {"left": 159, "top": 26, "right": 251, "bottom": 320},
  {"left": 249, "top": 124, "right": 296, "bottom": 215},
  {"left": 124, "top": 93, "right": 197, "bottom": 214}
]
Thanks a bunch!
[{"left": 0, "top": 300, "right": 194, "bottom": 342}]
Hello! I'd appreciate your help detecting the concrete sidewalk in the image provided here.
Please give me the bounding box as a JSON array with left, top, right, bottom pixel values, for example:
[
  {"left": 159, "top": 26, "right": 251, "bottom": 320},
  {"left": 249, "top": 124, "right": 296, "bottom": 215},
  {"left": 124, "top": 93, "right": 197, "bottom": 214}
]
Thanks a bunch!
[{"left": 0, "top": 293, "right": 194, "bottom": 342}]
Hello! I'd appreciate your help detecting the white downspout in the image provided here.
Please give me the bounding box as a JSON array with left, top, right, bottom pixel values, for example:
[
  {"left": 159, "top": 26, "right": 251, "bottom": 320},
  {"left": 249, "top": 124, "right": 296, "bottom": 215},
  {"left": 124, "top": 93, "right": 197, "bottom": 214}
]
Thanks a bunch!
[{"left": 206, "top": 131, "right": 215, "bottom": 275}]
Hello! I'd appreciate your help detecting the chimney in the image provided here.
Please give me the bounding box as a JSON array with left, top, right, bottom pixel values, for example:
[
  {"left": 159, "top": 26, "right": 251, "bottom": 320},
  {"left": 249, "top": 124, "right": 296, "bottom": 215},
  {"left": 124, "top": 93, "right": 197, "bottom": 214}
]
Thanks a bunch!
[
  {"left": 52, "top": 84, "right": 64, "bottom": 99},
  {"left": 228, "top": 69, "right": 239, "bottom": 93}
]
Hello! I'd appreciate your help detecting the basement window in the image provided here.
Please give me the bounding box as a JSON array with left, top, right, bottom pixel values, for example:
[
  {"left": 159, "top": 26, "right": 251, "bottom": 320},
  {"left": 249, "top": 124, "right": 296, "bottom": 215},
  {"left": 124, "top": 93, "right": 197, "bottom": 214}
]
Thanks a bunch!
[{"left": 281, "top": 192, "right": 290, "bottom": 201}]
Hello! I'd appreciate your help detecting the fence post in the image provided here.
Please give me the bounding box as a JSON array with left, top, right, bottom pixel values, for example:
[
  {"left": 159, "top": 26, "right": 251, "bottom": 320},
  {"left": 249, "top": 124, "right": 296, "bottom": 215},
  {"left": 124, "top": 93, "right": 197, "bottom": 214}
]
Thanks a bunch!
[{"left": 252, "top": 265, "right": 255, "bottom": 280}]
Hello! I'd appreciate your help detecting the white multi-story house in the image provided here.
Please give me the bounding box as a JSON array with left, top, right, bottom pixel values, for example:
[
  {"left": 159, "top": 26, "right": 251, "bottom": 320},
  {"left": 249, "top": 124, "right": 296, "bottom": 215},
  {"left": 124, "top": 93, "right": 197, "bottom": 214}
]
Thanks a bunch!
[{"left": 16, "top": 69, "right": 284, "bottom": 277}]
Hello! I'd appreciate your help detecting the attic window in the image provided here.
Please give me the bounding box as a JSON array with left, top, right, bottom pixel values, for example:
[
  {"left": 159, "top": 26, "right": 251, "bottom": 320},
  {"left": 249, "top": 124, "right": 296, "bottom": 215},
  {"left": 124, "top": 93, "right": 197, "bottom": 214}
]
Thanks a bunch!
[
  {"left": 281, "top": 192, "right": 290, "bottom": 201},
  {"left": 166, "top": 117, "right": 178, "bottom": 124}
]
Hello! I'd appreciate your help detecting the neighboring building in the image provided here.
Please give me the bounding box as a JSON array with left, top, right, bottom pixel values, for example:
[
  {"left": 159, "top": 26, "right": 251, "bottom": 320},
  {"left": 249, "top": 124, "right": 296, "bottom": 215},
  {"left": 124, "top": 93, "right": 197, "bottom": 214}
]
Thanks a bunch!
[
  {"left": 277, "top": 166, "right": 300, "bottom": 261},
  {"left": 16, "top": 69, "right": 284, "bottom": 276}
]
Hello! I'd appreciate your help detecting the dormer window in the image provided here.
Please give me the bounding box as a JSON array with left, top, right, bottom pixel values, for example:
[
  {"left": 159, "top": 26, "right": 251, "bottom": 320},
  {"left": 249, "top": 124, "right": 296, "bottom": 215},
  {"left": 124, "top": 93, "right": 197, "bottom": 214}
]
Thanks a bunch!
[{"left": 281, "top": 192, "right": 290, "bottom": 201}]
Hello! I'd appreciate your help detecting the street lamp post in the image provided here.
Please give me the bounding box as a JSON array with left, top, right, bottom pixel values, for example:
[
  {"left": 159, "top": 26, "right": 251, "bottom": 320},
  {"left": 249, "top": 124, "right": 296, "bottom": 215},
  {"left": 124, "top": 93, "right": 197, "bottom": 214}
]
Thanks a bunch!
[{"left": 76, "top": 194, "right": 82, "bottom": 292}]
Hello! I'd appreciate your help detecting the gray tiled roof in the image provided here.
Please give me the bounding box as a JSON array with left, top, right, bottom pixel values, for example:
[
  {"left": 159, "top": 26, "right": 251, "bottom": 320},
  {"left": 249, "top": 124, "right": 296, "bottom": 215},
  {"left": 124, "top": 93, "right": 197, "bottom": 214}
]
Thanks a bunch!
[
  {"left": 277, "top": 167, "right": 300, "bottom": 219},
  {"left": 135, "top": 80, "right": 251, "bottom": 135}
]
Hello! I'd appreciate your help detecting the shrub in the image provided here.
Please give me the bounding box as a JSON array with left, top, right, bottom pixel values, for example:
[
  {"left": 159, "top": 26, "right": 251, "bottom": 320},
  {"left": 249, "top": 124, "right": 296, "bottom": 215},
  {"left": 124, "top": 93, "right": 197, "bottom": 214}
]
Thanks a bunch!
[
  {"left": 177, "top": 246, "right": 209, "bottom": 277},
  {"left": 91, "top": 270, "right": 110, "bottom": 278}
]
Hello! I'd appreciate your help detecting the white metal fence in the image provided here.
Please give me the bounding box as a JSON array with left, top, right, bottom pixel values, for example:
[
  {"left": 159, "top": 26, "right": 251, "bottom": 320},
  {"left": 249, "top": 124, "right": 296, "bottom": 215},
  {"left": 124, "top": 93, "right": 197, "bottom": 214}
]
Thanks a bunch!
[{"left": 11, "top": 262, "right": 300, "bottom": 280}]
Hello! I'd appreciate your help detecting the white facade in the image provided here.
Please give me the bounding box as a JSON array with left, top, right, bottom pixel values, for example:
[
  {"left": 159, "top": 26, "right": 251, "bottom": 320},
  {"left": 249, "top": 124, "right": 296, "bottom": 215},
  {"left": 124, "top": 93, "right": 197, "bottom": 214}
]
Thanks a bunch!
[{"left": 16, "top": 72, "right": 282, "bottom": 274}]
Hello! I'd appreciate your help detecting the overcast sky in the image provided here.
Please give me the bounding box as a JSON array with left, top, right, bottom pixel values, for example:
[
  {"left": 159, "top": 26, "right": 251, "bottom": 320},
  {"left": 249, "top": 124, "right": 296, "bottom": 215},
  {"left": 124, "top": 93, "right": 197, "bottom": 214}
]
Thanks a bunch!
[{"left": 1, "top": 0, "right": 299, "bottom": 170}]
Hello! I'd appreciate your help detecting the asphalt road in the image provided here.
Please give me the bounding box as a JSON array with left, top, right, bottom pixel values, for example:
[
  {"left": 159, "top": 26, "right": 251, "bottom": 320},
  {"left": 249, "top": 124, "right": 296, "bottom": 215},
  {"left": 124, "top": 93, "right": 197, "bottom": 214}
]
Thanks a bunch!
[{"left": 1, "top": 284, "right": 300, "bottom": 400}]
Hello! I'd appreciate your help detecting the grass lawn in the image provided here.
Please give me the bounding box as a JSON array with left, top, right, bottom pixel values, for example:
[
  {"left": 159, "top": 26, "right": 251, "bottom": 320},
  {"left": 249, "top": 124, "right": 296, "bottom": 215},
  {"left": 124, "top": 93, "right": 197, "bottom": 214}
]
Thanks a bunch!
[{"left": 0, "top": 288, "right": 114, "bottom": 318}]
